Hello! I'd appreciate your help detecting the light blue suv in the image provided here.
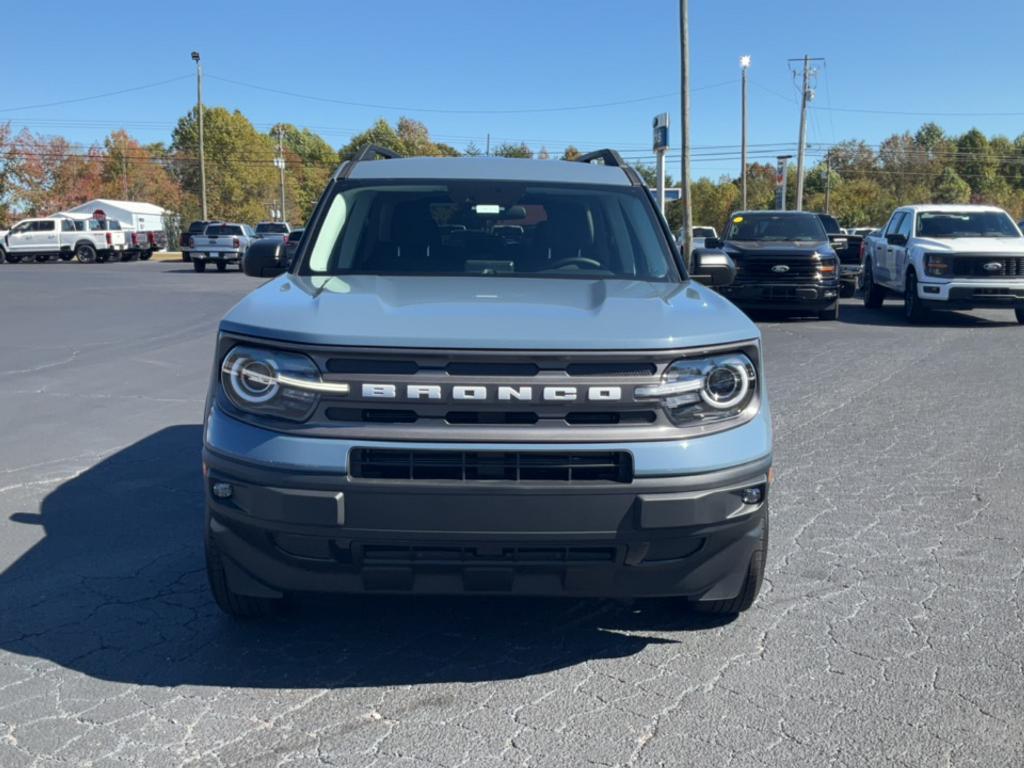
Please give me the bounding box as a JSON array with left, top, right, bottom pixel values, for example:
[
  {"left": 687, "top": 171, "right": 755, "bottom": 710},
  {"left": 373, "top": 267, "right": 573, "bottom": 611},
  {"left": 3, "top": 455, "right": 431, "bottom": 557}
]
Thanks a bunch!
[{"left": 203, "top": 147, "right": 772, "bottom": 618}]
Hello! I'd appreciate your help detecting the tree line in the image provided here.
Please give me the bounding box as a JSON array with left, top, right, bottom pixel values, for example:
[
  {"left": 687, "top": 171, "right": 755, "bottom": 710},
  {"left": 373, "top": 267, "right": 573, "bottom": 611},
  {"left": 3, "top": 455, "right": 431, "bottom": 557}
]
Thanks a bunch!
[{"left": 2, "top": 109, "right": 1023, "bottom": 239}]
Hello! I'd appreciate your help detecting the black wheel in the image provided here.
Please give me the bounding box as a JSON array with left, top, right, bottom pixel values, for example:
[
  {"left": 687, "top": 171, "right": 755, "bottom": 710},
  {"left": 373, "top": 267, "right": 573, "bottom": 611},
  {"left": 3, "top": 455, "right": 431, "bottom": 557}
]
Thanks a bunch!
[
  {"left": 818, "top": 302, "right": 840, "bottom": 321},
  {"left": 216, "top": 261, "right": 227, "bottom": 272},
  {"left": 34, "top": 254, "right": 49, "bottom": 263},
  {"left": 193, "top": 260, "right": 207, "bottom": 273},
  {"left": 692, "top": 503, "right": 769, "bottom": 615},
  {"left": 140, "top": 250, "right": 152, "bottom": 261},
  {"left": 862, "top": 259, "right": 885, "bottom": 308},
  {"left": 205, "top": 530, "right": 282, "bottom": 619},
  {"left": 904, "top": 271, "right": 929, "bottom": 324},
  {"left": 839, "top": 281, "right": 855, "bottom": 298},
  {"left": 182, "top": 251, "right": 192, "bottom": 262},
  {"left": 1015, "top": 307, "right": 1024, "bottom": 324},
  {"left": 121, "top": 251, "right": 136, "bottom": 263},
  {"left": 75, "top": 244, "right": 97, "bottom": 263},
  {"left": 0, "top": 248, "right": 8, "bottom": 263},
  {"left": 4, "top": 251, "right": 21, "bottom": 264}
]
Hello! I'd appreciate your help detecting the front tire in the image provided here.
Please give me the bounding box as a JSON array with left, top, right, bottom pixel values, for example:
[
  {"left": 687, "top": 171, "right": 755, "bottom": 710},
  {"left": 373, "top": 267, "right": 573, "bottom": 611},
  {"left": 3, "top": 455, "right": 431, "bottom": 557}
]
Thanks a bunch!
[
  {"left": 75, "top": 244, "right": 97, "bottom": 263},
  {"left": 4, "top": 251, "right": 21, "bottom": 264},
  {"left": 692, "top": 503, "right": 769, "bottom": 615},
  {"left": 193, "top": 260, "right": 206, "bottom": 273},
  {"left": 904, "top": 271, "right": 930, "bottom": 324},
  {"left": 862, "top": 259, "right": 885, "bottom": 308},
  {"left": 205, "top": 531, "right": 283, "bottom": 619}
]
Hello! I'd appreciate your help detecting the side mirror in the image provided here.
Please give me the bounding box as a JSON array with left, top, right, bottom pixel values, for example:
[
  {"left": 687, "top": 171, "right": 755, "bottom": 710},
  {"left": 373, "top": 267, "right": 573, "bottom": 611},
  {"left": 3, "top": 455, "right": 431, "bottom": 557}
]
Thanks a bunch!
[
  {"left": 691, "top": 250, "right": 736, "bottom": 287},
  {"left": 703, "top": 236, "right": 723, "bottom": 250},
  {"left": 885, "top": 233, "right": 907, "bottom": 247},
  {"left": 242, "top": 238, "right": 288, "bottom": 278}
]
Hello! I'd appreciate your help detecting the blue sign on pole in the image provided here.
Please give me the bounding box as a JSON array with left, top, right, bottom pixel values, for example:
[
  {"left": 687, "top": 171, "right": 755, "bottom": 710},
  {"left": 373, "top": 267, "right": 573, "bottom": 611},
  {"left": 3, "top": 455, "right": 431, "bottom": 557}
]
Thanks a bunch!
[{"left": 653, "top": 113, "right": 670, "bottom": 151}]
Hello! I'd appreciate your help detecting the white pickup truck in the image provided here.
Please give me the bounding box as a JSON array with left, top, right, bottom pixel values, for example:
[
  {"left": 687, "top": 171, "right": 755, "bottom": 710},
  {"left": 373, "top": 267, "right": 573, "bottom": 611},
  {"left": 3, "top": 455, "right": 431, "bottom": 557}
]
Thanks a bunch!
[
  {"left": 189, "top": 222, "right": 256, "bottom": 272},
  {"left": 1, "top": 216, "right": 126, "bottom": 263},
  {"left": 862, "top": 204, "right": 1024, "bottom": 324}
]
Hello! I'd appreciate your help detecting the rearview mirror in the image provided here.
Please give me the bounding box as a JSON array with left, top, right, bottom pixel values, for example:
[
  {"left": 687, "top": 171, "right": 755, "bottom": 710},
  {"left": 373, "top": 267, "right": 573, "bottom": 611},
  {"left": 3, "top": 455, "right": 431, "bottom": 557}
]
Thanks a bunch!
[
  {"left": 691, "top": 251, "right": 736, "bottom": 287},
  {"left": 703, "top": 236, "right": 723, "bottom": 249},
  {"left": 242, "top": 238, "right": 287, "bottom": 278},
  {"left": 885, "top": 233, "right": 907, "bottom": 247}
]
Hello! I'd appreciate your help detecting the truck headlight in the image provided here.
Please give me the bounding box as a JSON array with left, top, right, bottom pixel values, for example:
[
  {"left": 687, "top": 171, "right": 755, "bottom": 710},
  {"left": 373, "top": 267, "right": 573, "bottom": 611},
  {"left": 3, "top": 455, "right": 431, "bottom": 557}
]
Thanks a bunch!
[
  {"left": 220, "top": 346, "right": 324, "bottom": 421},
  {"left": 925, "top": 254, "right": 950, "bottom": 277},
  {"left": 635, "top": 353, "right": 757, "bottom": 426}
]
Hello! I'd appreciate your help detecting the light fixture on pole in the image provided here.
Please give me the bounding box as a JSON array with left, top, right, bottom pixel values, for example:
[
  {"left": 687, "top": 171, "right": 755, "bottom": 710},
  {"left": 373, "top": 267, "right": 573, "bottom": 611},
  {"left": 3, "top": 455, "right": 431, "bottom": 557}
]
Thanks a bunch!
[
  {"left": 740, "top": 55, "right": 750, "bottom": 210},
  {"left": 191, "top": 50, "right": 207, "bottom": 220}
]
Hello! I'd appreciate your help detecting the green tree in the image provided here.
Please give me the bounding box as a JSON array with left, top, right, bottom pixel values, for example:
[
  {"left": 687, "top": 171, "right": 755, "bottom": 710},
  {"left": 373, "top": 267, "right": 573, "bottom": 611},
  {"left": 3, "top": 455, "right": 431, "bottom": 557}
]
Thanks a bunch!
[
  {"left": 560, "top": 145, "right": 582, "bottom": 161},
  {"left": 492, "top": 142, "right": 532, "bottom": 159},
  {"left": 933, "top": 167, "right": 971, "bottom": 204},
  {"left": 954, "top": 128, "right": 995, "bottom": 197},
  {"left": 171, "top": 106, "right": 278, "bottom": 223},
  {"left": 339, "top": 117, "right": 459, "bottom": 160},
  {"left": 271, "top": 123, "right": 337, "bottom": 225}
]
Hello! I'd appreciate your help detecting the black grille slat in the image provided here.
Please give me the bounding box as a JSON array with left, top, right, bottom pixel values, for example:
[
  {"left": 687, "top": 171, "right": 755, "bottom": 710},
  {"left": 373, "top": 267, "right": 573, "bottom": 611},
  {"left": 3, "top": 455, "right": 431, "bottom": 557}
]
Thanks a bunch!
[
  {"left": 361, "top": 544, "right": 617, "bottom": 565},
  {"left": 350, "top": 449, "right": 632, "bottom": 483},
  {"left": 734, "top": 258, "right": 822, "bottom": 281},
  {"left": 951, "top": 256, "right": 1024, "bottom": 278},
  {"left": 325, "top": 359, "right": 420, "bottom": 375},
  {"left": 445, "top": 362, "right": 540, "bottom": 376},
  {"left": 565, "top": 362, "right": 657, "bottom": 376}
]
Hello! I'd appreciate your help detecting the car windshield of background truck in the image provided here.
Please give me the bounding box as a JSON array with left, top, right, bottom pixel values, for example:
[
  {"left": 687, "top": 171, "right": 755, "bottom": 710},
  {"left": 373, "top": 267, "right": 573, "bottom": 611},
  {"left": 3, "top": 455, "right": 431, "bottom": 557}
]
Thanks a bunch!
[
  {"left": 726, "top": 213, "right": 826, "bottom": 242},
  {"left": 305, "top": 183, "right": 677, "bottom": 280},
  {"left": 916, "top": 210, "right": 1020, "bottom": 238}
]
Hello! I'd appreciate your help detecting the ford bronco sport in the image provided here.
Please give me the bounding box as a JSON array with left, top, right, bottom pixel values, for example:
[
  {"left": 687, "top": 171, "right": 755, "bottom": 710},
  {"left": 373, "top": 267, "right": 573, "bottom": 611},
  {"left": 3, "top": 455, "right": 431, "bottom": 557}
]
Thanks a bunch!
[{"left": 203, "top": 147, "right": 773, "bottom": 618}]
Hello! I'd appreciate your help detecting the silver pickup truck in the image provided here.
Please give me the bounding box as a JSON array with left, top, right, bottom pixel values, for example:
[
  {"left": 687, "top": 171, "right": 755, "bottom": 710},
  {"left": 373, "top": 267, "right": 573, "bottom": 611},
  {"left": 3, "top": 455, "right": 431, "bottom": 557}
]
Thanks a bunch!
[{"left": 189, "top": 223, "right": 256, "bottom": 272}]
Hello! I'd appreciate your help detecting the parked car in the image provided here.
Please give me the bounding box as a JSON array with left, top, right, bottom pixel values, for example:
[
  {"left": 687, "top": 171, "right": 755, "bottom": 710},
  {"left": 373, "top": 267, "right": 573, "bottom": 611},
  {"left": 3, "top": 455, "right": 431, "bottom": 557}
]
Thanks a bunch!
[
  {"left": 862, "top": 204, "right": 1024, "bottom": 323},
  {"left": 254, "top": 221, "right": 290, "bottom": 238},
  {"left": 180, "top": 220, "right": 221, "bottom": 262},
  {"left": 284, "top": 228, "right": 304, "bottom": 264},
  {"left": 815, "top": 213, "right": 863, "bottom": 297},
  {"left": 697, "top": 211, "right": 841, "bottom": 320},
  {"left": 1, "top": 215, "right": 126, "bottom": 263},
  {"left": 677, "top": 225, "right": 718, "bottom": 254},
  {"left": 62, "top": 200, "right": 168, "bottom": 262},
  {"left": 189, "top": 222, "right": 256, "bottom": 272},
  {"left": 202, "top": 146, "right": 770, "bottom": 619}
]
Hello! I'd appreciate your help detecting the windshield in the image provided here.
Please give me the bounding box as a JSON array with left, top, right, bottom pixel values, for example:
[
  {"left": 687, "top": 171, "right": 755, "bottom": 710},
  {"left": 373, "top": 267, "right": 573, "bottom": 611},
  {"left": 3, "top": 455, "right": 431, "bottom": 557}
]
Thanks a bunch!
[
  {"left": 208, "top": 225, "right": 243, "bottom": 236},
  {"left": 302, "top": 182, "right": 678, "bottom": 281},
  {"left": 726, "top": 213, "right": 826, "bottom": 242},
  {"left": 257, "top": 222, "right": 289, "bottom": 234},
  {"left": 692, "top": 227, "right": 716, "bottom": 238},
  {"left": 916, "top": 211, "right": 1020, "bottom": 238}
]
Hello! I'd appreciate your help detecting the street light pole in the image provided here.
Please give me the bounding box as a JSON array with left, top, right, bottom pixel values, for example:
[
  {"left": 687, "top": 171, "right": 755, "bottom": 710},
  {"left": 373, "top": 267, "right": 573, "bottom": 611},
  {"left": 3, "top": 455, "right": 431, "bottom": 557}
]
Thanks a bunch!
[
  {"left": 277, "top": 126, "right": 287, "bottom": 222},
  {"left": 740, "top": 55, "right": 750, "bottom": 210},
  {"left": 191, "top": 51, "right": 208, "bottom": 220}
]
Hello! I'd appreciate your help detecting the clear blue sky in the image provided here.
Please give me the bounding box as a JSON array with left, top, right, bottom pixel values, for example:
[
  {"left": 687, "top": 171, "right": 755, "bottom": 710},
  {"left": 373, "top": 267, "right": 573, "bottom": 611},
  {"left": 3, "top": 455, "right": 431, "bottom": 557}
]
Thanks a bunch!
[{"left": 3, "top": 0, "right": 1024, "bottom": 179}]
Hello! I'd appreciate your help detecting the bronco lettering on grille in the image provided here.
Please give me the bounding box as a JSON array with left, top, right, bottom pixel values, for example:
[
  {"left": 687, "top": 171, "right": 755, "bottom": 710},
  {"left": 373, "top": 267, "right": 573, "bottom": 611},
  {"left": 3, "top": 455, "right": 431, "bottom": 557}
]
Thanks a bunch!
[{"left": 360, "top": 384, "right": 625, "bottom": 402}]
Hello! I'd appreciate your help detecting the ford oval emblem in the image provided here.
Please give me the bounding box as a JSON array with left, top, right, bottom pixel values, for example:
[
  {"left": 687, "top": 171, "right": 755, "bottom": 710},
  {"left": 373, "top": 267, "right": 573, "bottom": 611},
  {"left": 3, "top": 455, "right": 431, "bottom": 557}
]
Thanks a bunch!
[
  {"left": 771, "top": 264, "right": 790, "bottom": 273},
  {"left": 983, "top": 261, "right": 1003, "bottom": 272}
]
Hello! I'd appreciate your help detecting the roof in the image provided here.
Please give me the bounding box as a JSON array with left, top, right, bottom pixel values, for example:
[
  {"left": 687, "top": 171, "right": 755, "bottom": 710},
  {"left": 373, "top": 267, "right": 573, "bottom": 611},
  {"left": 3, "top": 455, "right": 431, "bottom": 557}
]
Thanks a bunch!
[
  {"left": 65, "top": 199, "right": 167, "bottom": 215},
  {"left": 347, "top": 156, "right": 631, "bottom": 186},
  {"left": 731, "top": 210, "right": 821, "bottom": 217},
  {"left": 896, "top": 204, "right": 1008, "bottom": 213}
]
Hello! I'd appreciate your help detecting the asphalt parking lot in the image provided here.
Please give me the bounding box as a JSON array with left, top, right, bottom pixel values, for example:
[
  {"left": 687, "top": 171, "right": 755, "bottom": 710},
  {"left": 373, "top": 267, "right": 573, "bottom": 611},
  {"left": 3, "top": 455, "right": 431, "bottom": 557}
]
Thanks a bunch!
[{"left": 0, "top": 262, "right": 1021, "bottom": 768}]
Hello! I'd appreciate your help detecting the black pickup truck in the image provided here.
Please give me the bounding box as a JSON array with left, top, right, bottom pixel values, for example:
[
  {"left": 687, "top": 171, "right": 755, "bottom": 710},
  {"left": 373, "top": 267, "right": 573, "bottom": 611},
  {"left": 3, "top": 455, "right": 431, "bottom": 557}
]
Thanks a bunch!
[
  {"left": 697, "top": 211, "right": 841, "bottom": 320},
  {"left": 816, "top": 213, "right": 863, "bottom": 297}
]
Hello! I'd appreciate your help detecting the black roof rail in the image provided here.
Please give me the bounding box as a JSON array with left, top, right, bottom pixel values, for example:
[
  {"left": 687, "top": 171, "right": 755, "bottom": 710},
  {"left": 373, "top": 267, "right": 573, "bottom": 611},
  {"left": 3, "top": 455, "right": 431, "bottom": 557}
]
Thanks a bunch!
[
  {"left": 334, "top": 144, "right": 404, "bottom": 179},
  {"left": 574, "top": 148, "right": 643, "bottom": 186}
]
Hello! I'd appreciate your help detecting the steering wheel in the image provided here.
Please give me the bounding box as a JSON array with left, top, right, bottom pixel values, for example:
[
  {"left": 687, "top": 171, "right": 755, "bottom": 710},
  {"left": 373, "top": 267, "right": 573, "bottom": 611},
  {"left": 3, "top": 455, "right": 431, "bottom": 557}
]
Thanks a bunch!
[{"left": 546, "top": 257, "right": 603, "bottom": 270}]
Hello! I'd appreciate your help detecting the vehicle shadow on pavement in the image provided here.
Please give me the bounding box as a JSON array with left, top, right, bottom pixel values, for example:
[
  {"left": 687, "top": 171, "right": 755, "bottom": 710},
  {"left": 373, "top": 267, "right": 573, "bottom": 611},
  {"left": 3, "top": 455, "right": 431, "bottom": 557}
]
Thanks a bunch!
[
  {"left": 838, "top": 303, "right": 1020, "bottom": 328},
  {"left": 0, "top": 426, "right": 730, "bottom": 689}
]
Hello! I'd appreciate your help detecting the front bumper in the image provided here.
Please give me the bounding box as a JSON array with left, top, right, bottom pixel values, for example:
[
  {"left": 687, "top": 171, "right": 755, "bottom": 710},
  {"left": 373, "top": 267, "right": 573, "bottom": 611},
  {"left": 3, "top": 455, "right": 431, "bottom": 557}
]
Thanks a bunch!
[
  {"left": 203, "top": 408, "right": 772, "bottom": 601},
  {"left": 718, "top": 280, "right": 839, "bottom": 311},
  {"left": 918, "top": 278, "right": 1024, "bottom": 309}
]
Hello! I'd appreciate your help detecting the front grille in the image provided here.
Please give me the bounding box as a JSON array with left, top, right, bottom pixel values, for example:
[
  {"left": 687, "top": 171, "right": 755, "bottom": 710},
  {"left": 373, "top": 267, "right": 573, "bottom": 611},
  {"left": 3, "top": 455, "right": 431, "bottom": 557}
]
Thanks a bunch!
[
  {"left": 734, "top": 258, "right": 823, "bottom": 281},
  {"left": 361, "top": 544, "right": 618, "bottom": 565},
  {"left": 326, "top": 408, "right": 657, "bottom": 426},
  {"left": 951, "top": 256, "right": 1024, "bottom": 277},
  {"left": 350, "top": 449, "right": 634, "bottom": 483}
]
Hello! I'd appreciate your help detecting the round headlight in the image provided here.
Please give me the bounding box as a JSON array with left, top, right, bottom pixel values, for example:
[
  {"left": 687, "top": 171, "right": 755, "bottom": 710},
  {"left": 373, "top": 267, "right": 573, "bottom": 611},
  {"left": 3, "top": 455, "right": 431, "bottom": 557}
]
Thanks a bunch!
[
  {"left": 701, "top": 363, "right": 750, "bottom": 409},
  {"left": 229, "top": 356, "right": 280, "bottom": 403}
]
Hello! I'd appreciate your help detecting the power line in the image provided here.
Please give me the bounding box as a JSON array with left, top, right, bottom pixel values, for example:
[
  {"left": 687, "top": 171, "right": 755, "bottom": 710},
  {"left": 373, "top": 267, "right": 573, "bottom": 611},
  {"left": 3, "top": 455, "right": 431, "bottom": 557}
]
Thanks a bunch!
[{"left": 0, "top": 75, "right": 193, "bottom": 114}]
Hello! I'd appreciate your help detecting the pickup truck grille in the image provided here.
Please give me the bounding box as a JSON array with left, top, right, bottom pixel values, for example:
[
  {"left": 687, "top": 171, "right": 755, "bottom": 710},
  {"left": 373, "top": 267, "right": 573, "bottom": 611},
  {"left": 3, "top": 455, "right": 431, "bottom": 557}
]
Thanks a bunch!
[
  {"left": 734, "top": 258, "right": 823, "bottom": 281},
  {"left": 951, "top": 256, "right": 1024, "bottom": 278},
  {"left": 350, "top": 449, "right": 633, "bottom": 483}
]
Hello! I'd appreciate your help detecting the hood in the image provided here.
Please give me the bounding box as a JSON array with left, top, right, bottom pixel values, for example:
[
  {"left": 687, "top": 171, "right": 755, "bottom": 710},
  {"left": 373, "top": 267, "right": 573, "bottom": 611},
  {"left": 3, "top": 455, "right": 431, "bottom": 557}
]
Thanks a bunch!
[
  {"left": 219, "top": 274, "right": 759, "bottom": 350},
  {"left": 724, "top": 239, "right": 832, "bottom": 257},
  {"left": 910, "top": 236, "right": 1024, "bottom": 254}
]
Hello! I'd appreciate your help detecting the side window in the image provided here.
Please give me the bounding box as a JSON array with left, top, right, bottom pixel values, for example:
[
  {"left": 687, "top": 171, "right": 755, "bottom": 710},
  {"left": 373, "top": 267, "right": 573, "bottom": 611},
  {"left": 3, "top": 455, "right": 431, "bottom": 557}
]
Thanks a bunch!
[
  {"left": 62, "top": 220, "right": 75, "bottom": 232},
  {"left": 885, "top": 212, "right": 905, "bottom": 236},
  {"left": 38, "top": 220, "right": 55, "bottom": 232},
  {"left": 88, "top": 220, "right": 102, "bottom": 231},
  {"left": 896, "top": 214, "right": 913, "bottom": 240},
  {"left": 11, "top": 222, "right": 30, "bottom": 234}
]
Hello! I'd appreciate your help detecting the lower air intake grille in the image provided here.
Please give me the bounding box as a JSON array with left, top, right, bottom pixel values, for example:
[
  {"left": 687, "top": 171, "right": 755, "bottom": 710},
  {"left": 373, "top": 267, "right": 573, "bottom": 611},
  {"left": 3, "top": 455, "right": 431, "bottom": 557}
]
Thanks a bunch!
[{"left": 350, "top": 449, "right": 633, "bottom": 483}]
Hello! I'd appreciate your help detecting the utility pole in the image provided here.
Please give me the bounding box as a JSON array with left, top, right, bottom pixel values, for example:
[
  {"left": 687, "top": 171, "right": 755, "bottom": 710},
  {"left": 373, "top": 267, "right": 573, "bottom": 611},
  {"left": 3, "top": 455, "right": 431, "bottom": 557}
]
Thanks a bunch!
[
  {"left": 121, "top": 134, "right": 129, "bottom": 200},
  {"left": 679, "top": 0, "right": 693, "bottom": 270},
  {"left": 653, "top": 113, "right": 670, "bottom": 216},
  {"left": 740, "top": 55, "right": 750, "bottom": 210},
  {"left": 276, "top": 126, "right": 287, "bottom": 222},
  {"left": 824, "top": 153, "right": 831, "bottom": 214},
  {"left": 485, "top": 133, "right": 490, "bottom": 156},
  {"left": 191, "top": 51, "right": 207, "bottom": 219},
  {"left": 789, "top": 55, "right": 823, "bottom": 211}
]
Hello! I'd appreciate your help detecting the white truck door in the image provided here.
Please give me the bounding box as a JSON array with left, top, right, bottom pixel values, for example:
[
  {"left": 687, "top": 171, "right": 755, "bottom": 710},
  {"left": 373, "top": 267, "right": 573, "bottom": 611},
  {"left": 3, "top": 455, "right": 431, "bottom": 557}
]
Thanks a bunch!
[
  {"left": 880, "top": 212, "right": 906, "bottom": 285},
  {"left": 35, "top": 219, "right": 58, "bottom": 250},
  {"left": 893, "top": 212, "right": 914, "bottom": 285},
  {"left": 6, "top": 221, "right": 33, "bottom": 253}
]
